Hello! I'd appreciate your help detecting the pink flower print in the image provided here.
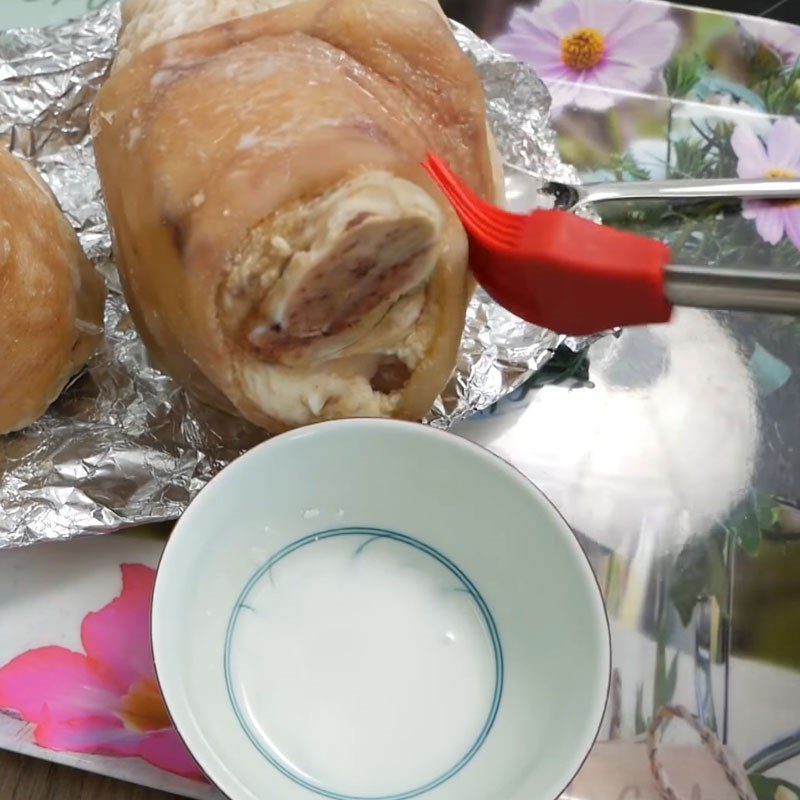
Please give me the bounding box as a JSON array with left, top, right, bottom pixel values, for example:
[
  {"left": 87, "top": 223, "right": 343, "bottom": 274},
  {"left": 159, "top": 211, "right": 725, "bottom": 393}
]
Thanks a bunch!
[
  {"left": 731, "top": 118, "right": 800, "bottom": 251},
  {"left": 493, "top": 0, "right": 679, "bottom": 111},
  {"left": 0, "top": 564, "right": 204, "bottom": 782},
  {"left": 739, "top": 17, "right": 800, "bottom": 65}
]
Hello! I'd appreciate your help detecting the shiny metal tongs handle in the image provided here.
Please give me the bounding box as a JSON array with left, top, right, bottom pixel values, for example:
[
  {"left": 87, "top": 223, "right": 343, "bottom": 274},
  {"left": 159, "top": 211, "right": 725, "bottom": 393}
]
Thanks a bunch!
[
  {"left": 665, "top": 265, "right": 800, "bottom": 316},
  {"left": 579, "top": 177, "right": 800, "bottom": 207}
]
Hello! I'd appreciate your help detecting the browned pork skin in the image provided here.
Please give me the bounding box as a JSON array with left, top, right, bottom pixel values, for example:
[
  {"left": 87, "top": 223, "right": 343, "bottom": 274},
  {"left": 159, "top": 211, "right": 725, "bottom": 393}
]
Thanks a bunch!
[
  {"left": 92, "top": 0, "right": 498, "bottom": 432},
  {"left": 0, "top": 148, "right": 105, "bottom": 434}
]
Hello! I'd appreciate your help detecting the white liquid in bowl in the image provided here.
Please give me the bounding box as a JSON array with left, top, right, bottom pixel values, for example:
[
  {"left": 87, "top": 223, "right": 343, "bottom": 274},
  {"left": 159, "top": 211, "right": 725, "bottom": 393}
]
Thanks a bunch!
[{"left": 225, "top": 530, "right": 501, "bottom": 799}]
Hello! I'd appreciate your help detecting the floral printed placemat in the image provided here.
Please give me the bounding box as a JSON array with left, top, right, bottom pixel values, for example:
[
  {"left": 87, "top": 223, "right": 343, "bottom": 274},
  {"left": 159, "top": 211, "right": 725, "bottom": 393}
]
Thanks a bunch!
[
  {"left": 1, "top": 1, "right": 800, "bottom": 798},
  {"left": 0, "top": 533, "right": 219, "bottom": 798},
  {"left": 494, "top": 0, "right": 800, "bottom": 262}
]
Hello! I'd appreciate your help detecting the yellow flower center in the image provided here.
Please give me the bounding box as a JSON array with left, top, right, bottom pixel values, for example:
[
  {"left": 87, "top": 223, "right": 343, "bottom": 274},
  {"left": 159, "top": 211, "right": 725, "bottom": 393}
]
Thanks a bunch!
[
  {"left": 766, "top": 168, "right": 800, "bottom": 208},
  {"left": 766, "top": 168, "right": 797, "bottom": 179},
  {"left": 118, "top": 678, "right": 171, "bottom": 732},
  {"left": 561, "top": 28, "right": 606, "bottom": 71}
]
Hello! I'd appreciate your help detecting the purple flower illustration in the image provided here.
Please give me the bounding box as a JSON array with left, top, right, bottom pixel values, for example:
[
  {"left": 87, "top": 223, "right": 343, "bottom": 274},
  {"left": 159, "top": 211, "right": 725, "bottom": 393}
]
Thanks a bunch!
[
  {"left": 731, "top": 118, "right": 800, "bottom": 251},
  {"left": 494, "top": 0, "right": 679, "bottom": 111},
  {"left": 739, "top": 17, "right": 800, "bottom": 65}
]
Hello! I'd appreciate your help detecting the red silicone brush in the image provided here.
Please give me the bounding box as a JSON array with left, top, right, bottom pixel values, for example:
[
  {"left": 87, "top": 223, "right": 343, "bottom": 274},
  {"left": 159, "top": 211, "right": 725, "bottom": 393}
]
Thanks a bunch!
[{"left": 423, "top": 152, "right": 800, "bottom": 336}]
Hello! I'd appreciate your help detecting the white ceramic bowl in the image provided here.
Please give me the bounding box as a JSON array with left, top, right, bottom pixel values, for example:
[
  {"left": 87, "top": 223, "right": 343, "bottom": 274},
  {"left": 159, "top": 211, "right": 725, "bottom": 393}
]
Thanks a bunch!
[{"left": 152, "top": 419, "right": 610, "bottom": 800}]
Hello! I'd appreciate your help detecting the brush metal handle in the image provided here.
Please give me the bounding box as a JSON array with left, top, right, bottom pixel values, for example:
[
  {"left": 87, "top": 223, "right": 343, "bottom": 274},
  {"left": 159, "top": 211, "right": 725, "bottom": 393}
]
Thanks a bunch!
[
  {"left": 578, "top": 177, "right": 800, "bottom": 206},
  {"left": 665, "top": 265, "right": 800, "bottom": 315}
]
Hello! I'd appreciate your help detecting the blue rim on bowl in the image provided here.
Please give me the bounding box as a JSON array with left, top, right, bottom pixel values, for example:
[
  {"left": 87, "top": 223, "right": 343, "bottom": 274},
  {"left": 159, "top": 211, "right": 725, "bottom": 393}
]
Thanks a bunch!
[
  {"left": 152, "top": 419, "right": 611, "bottom": 800},
  {"left": 224, "top": 527, "right": 505, "bottom": 800}
]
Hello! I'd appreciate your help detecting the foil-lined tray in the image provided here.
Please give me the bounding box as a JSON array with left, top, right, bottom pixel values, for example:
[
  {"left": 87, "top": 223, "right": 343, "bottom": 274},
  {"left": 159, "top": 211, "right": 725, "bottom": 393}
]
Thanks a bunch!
[{"left": 0, "top": 4, "right": 588, "bottom": 548}]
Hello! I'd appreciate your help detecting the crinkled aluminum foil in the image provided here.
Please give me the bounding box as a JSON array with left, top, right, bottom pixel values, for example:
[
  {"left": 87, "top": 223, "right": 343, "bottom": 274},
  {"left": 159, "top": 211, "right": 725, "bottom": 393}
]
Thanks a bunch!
[{"left": 0, "top": 4, "right": 588, "bottom": 547}]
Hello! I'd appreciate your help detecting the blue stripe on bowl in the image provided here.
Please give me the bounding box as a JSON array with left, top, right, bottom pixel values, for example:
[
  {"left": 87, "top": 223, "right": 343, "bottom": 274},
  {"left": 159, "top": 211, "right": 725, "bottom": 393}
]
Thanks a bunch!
[{"left": 224, "top": 527, "right": 503, "bottom": 800}]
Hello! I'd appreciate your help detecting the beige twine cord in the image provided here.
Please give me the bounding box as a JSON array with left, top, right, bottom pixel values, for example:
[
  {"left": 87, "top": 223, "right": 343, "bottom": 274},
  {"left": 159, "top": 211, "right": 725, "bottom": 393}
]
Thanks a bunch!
[{"left": 647, "top": 706, "right": 754, "bottom": 800}]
